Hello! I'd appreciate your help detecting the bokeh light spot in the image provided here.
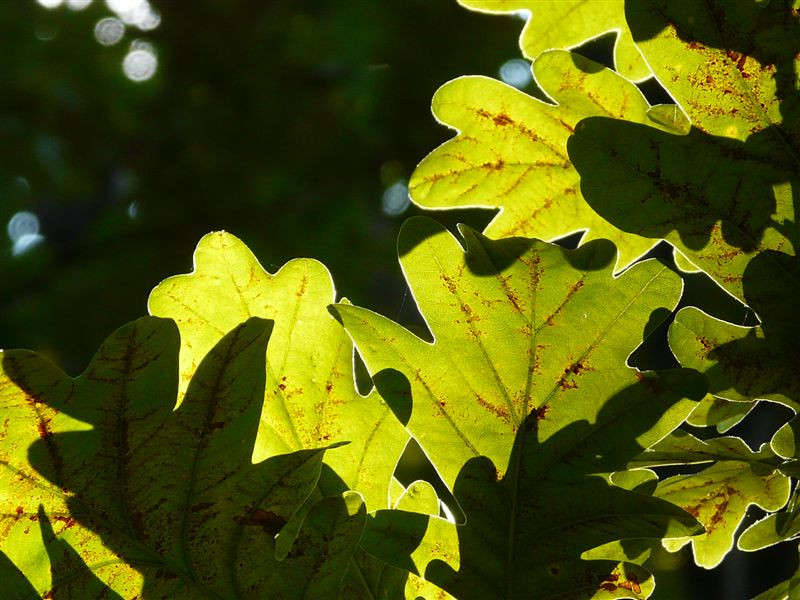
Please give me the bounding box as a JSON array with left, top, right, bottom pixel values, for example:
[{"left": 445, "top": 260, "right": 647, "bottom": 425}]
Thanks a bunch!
[
  {"left": 66, "top": 0, "right": 92, "bottom": 10},
  {"left": 122, "top": 47, "right": 157, "bottom": 81},
  {"left": 95, "top": 17, "right": 125, "bottom": 46},
  {"left": 382, "top": 181, "right": 411, "bottom": 216},
  {"left": 7, "top": 212, "right": 45, "bottom": 256},
  {"left": 498, "top": 58, "right": 532, "bottom": 89},
  {"left": 106, "top": 0, "right": 160, "bottom": 30},
  {"left": 36, "top": 0, "right": 63, "bottom": 9},
  {"left": 7, "top": 211, "right": 40, "bottom": 242}
]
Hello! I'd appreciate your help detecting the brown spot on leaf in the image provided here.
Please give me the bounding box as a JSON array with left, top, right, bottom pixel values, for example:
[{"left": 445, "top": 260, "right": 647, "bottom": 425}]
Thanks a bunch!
[
  {"left": 440, "top": 273, "right": 458, "bottom": 294},
  {"left": 51, "top": 515, "right": 77, "bottom": 529},
  {"left": 558, "top": 118, "right": 574, "bottom": 133},
  {"left": 475, "top": 394, "right": 510, "bottom": 422},
  {"left": 36, "top": 418, "right": 52, "bottom": 439},
  {"left": 490, "top": 111, "right": 514, "bottom": 127},
  {"left": 296, "top": 275, "right": 308, "bottom": 297},
  {"left": 533, "top": 404, "right": 549, "bottom": 421},
  {"left": 482, "top": 159, "right": 505, "bottom": 171},
  {"left": 233, "top": 507, "right": 287, "bottom": 537}
]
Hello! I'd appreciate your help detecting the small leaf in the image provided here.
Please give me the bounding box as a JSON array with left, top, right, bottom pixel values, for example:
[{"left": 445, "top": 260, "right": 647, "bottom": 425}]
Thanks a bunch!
[
  {"left": 395, "top": 480, "right": 440, "bottom": 516},
  {"left": 685, "top": 395, "right": 754, "bottom": 433},
  {"left": 656, "top": 453, "right": 791, "bottom": 569},
  {"left": 631, "top": 430, "right": 783, "bottom": 469},
  {"left": 773, "top": 415, "right": 800, "bottom": 459},
  {"left": 738, "top": 512, "right": 800, "bottom": 552}
]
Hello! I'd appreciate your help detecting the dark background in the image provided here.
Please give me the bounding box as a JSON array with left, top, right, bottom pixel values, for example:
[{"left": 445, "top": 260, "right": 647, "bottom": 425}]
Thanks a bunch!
[{"left": 0, "top": 1, "right": 793, "bottom": 598}]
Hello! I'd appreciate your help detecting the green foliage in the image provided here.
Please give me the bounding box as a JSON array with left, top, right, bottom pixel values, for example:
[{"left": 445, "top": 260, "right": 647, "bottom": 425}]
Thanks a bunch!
[{"left": 2, "top": 0, "right": 799, "bottom": 598}]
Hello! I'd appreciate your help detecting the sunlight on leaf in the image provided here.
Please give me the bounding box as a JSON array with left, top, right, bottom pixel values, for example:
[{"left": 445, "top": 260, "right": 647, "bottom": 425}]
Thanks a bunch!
[
  {"left": 334, "top": 217, "right": 705, "bottom": 598},
  {"left": 0, "top": 317, "right": 363, "bottom": 598},
  {"left": 409, "top": 50, "right": 677, "bottom": 270},
  {"left": 458, "top": 0, "right": 650, "bottom": 81},
  {"left": 148, "top": 231, "right": 408, "bottom": 511}
]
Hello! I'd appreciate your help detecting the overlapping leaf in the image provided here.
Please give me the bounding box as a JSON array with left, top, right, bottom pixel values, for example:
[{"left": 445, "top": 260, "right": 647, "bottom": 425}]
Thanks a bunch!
[
  {"left": 636, "top": 434, "right": 790, "bottom": 569},
  {"left": 457, "top": 0, "right": 650, "bottom": 80},
  {"left": 409, "top": 50, "right": 680, "bottom": 269},
  {"left": 333, "top": 217, "right": 705, "bottom": 598},
  {"left": 148, "top": 232, "right": 408, "bottom": 511},
  {"left": 0, "top": 316, "right": 365, "bottom": 598},
  {"left": 571, "top": 0, "right": 799, "bottom": 301}
]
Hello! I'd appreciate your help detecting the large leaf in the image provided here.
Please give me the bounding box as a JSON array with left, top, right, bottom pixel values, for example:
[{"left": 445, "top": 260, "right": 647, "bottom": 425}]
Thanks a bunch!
[
  {"left": 148, "top": 231, "right": 408, "bottom": 511},
  {"left": 0, "top": 316, "right": 365, "bottom": 598},
  {"left": 333, "top": 217, "right": 705, "bottom": 598},
  {"left": 409, "top": 50, "right": 677, "bottom": 269},
  {"left": 570, "top": 0, "right": 800, "bottom": 300},
  {"left": 457, "top": 1, "right": 650, "bottom": 80}
]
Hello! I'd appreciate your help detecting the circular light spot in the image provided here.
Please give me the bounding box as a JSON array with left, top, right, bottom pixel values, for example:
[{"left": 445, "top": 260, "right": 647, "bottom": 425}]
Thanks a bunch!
[
  {"left": 122, "top": 47, "right": 157, "bottom": 82},
  {"left": 382, "top": 181, "right": 411, "bottom": 216},
  {"left": 95, "top": 17, "right": 125, "bottom": 46},
  {"left": 66, "top": 0, "right": 92, "bottom": 9},
  {"left": 7, "top": 211, "right": 40, "bottom": 242},
  {"left": 36, "top": 0, "right": 63, "bottom": 8},
  {"left": 499, "top": 58, "right": 532, "bottom": 89}
]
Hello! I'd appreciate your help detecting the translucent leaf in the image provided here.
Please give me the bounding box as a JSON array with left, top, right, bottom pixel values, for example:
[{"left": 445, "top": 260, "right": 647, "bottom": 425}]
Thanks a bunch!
[
  {"left": 630, "top": 430, "right": 783, "bottom": 470},
  {"left": 669, "top": 306, "right": 800, "bottom": 411},
  {"left": 458, "top": 0, "right": 650, "bottom": 80},
  {"left": 738, "top": 512, "right": 800, "bottom": 552},
  {"left": 409, "top": 50, "right": 673, "bottom": 270},
  {"left": 0, "top": 317, "right": 364, "bottom": 598},
  {"left": 395, "top": 480, "right": 440, "bottom": 516},
  {"left": 571, "top": 1, "right": 799, "bottom": 301},
  {"left": 773, "top": 416, "right": 800, "bottom": 459},
  {"left": 626, "top": 0, "right": 798, "bottom": 143},
  {"left": 333, "top": 217, "right": 705, "bottom": 598},
  {"left": 148, "top": 231, "right": 408, "bottom": 511},
  {"left": 685, "top": 394, "right": 754, "bottom": 433},
  {"left": 656, "top": 445, "right": 791, "bottom": 569}
]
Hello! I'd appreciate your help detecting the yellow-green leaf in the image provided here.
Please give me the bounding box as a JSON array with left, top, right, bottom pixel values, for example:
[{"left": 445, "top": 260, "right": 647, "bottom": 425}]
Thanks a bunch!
[
  {"left": 148, "top": 232, "right": 408, "bottom": 511},
  {"left": 459, "top": 1, "right": 650, "bottom": 80},
  {"left": 333, "top": 217, "right": 705, "bottom": 598},
  {"left": 409, "top": 50, "right": 671, "bottom": 270}
]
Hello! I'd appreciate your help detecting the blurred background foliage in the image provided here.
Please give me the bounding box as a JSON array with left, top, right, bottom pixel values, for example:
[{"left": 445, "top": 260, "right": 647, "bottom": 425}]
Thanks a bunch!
[
  {"left": 0, "top": 1, "right": 794, "bottom": 598},
  {"left": 0, "top": 0, "right": 514, "bottom": 373}
]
